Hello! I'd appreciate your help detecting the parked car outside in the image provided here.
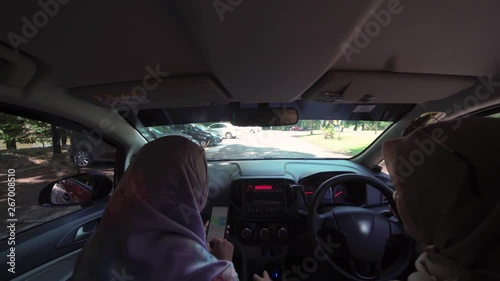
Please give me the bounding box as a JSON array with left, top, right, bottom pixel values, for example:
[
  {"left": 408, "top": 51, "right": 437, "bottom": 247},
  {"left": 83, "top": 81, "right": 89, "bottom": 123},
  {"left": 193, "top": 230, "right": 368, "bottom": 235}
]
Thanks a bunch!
[
  {"left": 239, "top": 126, "right": 262, "bottom": 133},
  {"left": 290, "top": 125, "right": 304, "bottom": 131},
  {"left": 208, "top": 122, "right": 240, "bottom": 138},
  {"left": 68, "top": 132, "right": 116, "bottom": 167},
  {"left": 147, "top": 127, "right": 200, "bottom": 145},
  {"left": 179, "top": 124, "right": 222, "bottom": 147}
]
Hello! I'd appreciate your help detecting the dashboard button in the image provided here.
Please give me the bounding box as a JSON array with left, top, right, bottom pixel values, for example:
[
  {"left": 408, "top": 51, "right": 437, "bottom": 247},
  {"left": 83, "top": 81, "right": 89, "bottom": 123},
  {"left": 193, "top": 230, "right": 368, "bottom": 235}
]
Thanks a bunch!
[
  {"left": 260, "top": 228, "right": 270, "bottom": 240},
  {"left": 278, "top": 228, "right": 288, "bottom": 240},
  {"left": 241, "top": 228, "right": 252, "bottom": 240}
]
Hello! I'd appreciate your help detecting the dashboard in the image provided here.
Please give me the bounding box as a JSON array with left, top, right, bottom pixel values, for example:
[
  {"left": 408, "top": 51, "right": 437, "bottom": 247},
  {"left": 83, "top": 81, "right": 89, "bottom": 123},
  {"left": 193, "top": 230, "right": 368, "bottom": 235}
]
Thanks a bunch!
[
  {"left": 203, "top": 159, "right": 393, "bottom": 244},
  {"left": 299, "top": 172, "right": 368, "bottom": 206},
  {"left": 201, "top": 159, "right": 395, "bottom": 280},
  {"left": 197, "top": 159, "right": 392, "bottom": 280}
]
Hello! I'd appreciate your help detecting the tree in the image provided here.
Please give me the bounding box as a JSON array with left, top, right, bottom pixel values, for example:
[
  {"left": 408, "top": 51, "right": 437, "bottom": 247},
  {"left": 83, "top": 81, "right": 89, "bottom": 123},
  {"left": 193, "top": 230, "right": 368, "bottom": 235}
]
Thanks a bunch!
[
  {"left": 26, "top": 119, "right": 52, "bottom": 147},
  {"left": 51, "top": 125, "right": 61, "bottom": 154},
  {"left": 60, "top": 128, "right": 68, "bottom": 146},
  {"left": 0, "top": 113, "right": 31, "bottom": 149},
  {"left": 322, "top": 120, "right": 335, "bottom": 139},
  {"left": 0, "top": 113, "right": 60, "bottom": 150}
]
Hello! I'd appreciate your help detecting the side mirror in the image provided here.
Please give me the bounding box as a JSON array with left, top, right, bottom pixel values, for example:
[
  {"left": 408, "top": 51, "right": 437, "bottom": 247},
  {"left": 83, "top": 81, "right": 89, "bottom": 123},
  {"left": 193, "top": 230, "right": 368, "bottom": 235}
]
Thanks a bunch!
[{"left": 39, "top": 173, "right": 113, "bottom": 207}]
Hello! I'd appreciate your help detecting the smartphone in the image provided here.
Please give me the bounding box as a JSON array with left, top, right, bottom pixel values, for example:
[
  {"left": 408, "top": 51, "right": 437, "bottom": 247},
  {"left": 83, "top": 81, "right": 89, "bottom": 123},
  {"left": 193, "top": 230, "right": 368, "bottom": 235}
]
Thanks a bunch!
[{"left": 207, "top": 206, "right": 229, "bottom": 241}]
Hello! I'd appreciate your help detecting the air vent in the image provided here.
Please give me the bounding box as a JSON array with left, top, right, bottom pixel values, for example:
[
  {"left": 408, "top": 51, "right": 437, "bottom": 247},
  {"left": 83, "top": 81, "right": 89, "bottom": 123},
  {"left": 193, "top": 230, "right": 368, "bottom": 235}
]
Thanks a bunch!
[
  {"left": 375, "top": 175, "right": 392, "bottom": 184},
  {"left": 285, "top": 181, "right": 298, "bottom": 208},
  {"left": 230, "top": 184, "right": 242, "bottom": 209}
]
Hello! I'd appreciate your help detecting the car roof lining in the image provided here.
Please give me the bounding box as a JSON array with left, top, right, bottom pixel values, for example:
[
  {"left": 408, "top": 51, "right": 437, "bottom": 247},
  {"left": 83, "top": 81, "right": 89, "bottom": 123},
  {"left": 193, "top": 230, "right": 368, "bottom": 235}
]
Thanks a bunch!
[
  {"left": 2, "top": 0, "right": 500, "bottom": 105},
  {"left": 2, "top": 0, "right": 500, "bottom": 169}
]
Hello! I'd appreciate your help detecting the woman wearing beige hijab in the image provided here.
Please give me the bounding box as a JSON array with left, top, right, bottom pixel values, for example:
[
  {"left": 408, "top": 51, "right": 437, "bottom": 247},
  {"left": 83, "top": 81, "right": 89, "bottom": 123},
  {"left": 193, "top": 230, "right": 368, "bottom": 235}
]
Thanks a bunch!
[{"left": 383, "top": 117, "right": 500, "bottom": 281}]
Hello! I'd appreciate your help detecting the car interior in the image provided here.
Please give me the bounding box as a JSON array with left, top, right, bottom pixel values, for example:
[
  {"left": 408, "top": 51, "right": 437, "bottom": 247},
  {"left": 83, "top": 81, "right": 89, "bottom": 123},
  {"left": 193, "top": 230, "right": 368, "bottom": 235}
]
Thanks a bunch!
[{"left": 1, "top": 1, "right": 500, "bottom": 281}]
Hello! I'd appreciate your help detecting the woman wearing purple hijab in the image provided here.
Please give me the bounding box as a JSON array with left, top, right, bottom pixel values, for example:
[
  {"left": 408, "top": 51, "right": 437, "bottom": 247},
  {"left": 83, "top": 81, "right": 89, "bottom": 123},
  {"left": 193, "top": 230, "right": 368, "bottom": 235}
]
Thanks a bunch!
[{"left": 71, "top": 136, "right": 239, "bottom": 281}]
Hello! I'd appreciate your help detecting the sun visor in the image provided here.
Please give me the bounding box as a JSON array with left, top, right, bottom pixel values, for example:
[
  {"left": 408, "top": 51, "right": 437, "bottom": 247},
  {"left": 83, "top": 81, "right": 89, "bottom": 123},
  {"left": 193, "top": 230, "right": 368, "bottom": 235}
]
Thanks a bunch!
[
  {"left": 302, "top": 71, "right": 476, "bottom": 104},
  {"left": 68, "top": 75, "right": 231, "bottom": 109}
]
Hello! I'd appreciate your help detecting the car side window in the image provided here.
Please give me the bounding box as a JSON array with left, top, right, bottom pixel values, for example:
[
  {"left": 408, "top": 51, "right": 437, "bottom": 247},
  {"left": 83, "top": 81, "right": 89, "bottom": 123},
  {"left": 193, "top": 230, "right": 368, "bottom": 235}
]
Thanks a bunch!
[
  {"left": 487, "top": 112, "right": 500, "bottom": 118},
  {"left": 0, "top": 111, "right": 115, "bottom": 239}
]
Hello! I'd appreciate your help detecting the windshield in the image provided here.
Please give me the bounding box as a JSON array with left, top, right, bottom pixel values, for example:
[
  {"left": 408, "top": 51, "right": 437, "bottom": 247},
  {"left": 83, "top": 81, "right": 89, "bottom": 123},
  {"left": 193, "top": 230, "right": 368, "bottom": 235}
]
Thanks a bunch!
[{"left": 139, "top": 120, "right": 392, "bottom": 160}]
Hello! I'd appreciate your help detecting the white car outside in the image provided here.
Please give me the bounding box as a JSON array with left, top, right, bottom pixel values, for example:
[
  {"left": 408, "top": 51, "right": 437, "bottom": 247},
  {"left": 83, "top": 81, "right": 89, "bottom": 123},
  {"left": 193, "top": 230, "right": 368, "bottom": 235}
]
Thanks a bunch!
[
  {"left": 242, "top": 126, "right": 262, "bottom": 133},
  {"left": 208, "top": 123, "right": 240, "bottom": 139}
]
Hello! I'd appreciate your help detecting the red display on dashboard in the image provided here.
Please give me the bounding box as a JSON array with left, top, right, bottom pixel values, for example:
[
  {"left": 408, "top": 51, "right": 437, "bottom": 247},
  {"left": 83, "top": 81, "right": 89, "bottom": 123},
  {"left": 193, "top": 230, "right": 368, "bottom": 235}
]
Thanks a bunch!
[{"left": 254, "top": 185, "right": 273, "bottom": 190}]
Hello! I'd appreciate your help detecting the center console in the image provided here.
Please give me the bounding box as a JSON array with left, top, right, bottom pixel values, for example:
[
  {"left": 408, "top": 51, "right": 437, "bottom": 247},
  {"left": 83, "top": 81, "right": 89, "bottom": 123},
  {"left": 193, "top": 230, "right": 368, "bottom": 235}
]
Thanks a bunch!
[{"left": 229, "top": 178, "right": 299, "bottom": 281}]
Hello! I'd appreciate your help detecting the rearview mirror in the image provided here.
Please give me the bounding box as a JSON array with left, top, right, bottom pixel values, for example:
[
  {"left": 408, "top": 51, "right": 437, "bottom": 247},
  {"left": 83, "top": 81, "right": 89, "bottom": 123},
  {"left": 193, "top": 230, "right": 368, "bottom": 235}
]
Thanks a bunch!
[
  {"left": 231, "top": 107, "right": 299, "bottom": 126},
  {"left": 39, "top": 172, "right": 113, "bottom": 207}
]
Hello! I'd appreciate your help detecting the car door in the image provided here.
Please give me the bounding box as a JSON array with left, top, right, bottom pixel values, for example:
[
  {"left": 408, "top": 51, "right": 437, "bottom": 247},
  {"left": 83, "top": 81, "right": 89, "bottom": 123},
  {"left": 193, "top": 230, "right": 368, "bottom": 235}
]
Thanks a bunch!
[{"left": 0, "top": 107, "right": 120, "bottom": 281}]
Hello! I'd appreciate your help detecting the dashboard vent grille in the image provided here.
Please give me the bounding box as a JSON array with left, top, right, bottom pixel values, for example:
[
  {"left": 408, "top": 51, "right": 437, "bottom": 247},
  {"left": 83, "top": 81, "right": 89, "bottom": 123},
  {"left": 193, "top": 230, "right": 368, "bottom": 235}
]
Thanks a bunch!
[
  {"left": 231, "top": 184, "right": 242, "bottom": 209},
  {"left": 375, "top": 175, "right": 392, "bottom": 184},
  {"left": 286, "top": 181, "right": 297, "bottom": 208}
]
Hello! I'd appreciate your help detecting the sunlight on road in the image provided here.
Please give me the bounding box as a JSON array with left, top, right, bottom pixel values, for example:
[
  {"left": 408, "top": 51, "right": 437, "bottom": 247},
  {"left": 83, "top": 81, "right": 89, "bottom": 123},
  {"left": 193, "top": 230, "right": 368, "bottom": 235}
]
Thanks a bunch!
[{"left": 205, "top": 130, "right": 381, "bottom": 159}]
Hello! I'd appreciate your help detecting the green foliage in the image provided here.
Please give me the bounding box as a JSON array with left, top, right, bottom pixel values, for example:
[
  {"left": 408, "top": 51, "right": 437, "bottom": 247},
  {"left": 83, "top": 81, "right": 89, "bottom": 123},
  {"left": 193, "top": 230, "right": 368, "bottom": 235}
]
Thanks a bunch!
[
  {"left": 0, "top": 113, "right": 53, "bottom": 149},
  {"left": 0, "top": 113, "right": 32, "bottom": 148},
  {"left": 26, "top": 119, "right": 52, "bottom": 145},
  {"left": 322, "top": 121, "right": 336, "bottom": 139}
]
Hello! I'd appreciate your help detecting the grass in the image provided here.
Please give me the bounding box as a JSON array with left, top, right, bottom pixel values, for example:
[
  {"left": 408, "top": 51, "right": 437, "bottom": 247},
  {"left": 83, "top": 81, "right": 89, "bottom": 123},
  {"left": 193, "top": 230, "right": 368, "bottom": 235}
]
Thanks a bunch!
[{"left": 297, "top": 130, "right": 383, "bottom": 156}]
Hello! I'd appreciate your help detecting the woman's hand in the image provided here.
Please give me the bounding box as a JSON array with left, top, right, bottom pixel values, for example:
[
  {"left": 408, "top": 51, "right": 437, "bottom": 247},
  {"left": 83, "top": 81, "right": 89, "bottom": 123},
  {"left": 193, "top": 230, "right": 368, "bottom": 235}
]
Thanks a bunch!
[
  {"left": 253, "top": 270, "right": 272, "bottom": 281},
  {"left": 208, "top": 238, "right": 234, "bottom": 261}
]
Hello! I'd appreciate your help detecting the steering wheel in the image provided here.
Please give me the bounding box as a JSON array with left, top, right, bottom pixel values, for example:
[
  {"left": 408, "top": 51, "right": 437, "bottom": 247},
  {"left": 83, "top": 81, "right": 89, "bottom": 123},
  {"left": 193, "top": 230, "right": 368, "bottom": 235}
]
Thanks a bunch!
[{"left": 307, "top": 174, "right": 414, "bottom": 281}]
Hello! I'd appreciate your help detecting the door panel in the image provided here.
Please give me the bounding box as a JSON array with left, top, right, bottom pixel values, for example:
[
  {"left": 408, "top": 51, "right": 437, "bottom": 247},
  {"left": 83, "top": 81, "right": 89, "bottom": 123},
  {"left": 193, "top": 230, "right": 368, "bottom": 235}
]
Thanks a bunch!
[
  {"left": 1, "top": 202, "right": 106, "bottom": 281},
  {"left": 12, "top": 251, "right": 80, "bottom": 281}
]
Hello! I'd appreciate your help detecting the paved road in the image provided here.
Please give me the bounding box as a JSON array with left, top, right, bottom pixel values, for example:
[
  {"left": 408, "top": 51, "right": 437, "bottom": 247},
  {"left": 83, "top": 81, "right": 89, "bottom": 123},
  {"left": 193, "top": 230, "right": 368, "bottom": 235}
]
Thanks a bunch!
[{"left": 205, "top": 130, "right": 347, "bottom": 159}]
